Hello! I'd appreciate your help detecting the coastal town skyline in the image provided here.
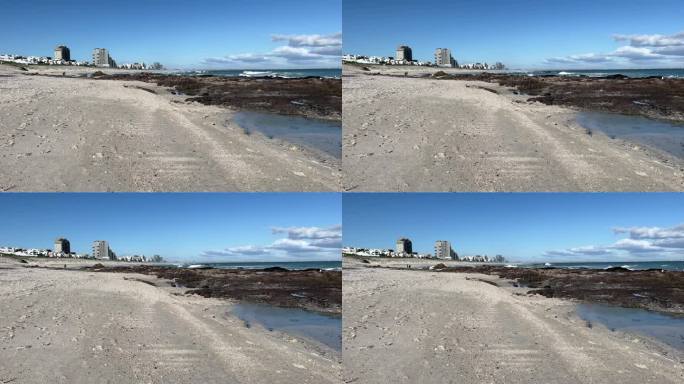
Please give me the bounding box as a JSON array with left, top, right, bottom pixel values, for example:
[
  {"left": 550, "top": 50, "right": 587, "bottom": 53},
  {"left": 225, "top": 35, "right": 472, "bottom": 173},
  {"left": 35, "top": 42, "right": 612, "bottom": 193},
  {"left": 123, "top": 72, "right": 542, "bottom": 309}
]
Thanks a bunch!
[
  {"left": 0, "top": 193, "right": 341, "bottom": 262},
  {"left": 343, "top": 0, "right": 684, "bottom": 69},
  {"left": 343, "top": 193, "right": 684, "bottom": 262},
  {"left": 2, "top": 0, "right": 342, "bottom": 69}
]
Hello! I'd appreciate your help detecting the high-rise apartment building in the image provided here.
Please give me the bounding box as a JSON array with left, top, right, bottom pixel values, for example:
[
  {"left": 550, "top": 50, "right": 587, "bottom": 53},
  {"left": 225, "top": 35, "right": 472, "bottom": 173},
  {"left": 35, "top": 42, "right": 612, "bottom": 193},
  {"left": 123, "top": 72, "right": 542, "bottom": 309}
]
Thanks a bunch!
[
  {"left": 54, "top": 237, "right": 70, "bottom": 254},
  {"left": 434, "top": 48, "right": 456, "bottom": 67},
  {"left": 92, "top": 240, "right": 110, "bottom": 259},
  {"left": 54, "top": 45, "right": 70, "bottom": 61},
  {"left": 92, "top": 48, "right": 115, "bottom": 67},
  {"left": 395, "top": 45, "right": 413, "bottom": 62},
  {"left": 434, "top": 240, "right": 456, "bottom": 259},
  {"left": 396, "top": 238, "right": 413, "bottom": 255}
]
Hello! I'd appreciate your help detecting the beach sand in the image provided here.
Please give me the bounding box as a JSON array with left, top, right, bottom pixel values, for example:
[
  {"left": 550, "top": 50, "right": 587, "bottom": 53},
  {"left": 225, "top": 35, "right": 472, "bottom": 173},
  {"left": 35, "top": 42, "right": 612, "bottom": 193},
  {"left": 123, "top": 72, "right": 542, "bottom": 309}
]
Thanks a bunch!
[
  {"left": 0, "top": 64, "right": 340, "bottom": 191},
  {"left": 0, "top": 258, "right": 341, "bottom": 384},
  {"left": 342, "top": 65, "right": 684, "bottom": 191},
  {"left": 343, "top": 261, "right": 683, "bottom": 383}
]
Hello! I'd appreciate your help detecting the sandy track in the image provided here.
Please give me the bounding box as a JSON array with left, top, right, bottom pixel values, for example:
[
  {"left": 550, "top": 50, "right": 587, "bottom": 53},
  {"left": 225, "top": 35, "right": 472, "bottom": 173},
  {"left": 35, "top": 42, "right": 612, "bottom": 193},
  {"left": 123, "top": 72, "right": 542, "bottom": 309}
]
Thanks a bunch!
[
  {"left": 342, "top": 66, "right": 684, "bottom": 191},
  {"left": 343, "top": 267, "right": 683, "bottom": 383},
  {"left": 0, "top": 265, "right": 341, "bottom": 384},
  {"left": 0, "top": 66, "right": 340, "bottom": 191}
]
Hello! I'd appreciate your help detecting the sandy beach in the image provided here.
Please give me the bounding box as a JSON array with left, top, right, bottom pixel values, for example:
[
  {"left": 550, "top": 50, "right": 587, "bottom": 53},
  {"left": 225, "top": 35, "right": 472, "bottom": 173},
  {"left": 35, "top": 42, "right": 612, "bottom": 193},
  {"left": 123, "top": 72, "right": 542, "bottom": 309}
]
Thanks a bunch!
[
  {"left": 0, "top": 64, "right": 340, "bottom": 191},
  {"left": 343, "top": 261, "right": 683, "bottom": 383},
  {"left": 342, "top": 65, "right": 684, "bottom": 191},
  {"left": 0, "top": 257, "right": 341, "bottom": 384}
]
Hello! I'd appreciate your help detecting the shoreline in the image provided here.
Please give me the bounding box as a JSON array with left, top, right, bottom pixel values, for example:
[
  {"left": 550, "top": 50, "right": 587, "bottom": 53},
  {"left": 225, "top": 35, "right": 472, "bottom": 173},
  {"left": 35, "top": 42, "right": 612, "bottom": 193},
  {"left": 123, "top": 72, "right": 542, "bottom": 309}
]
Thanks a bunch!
[
  {"left": 343, "top": 64, "right": 684, "bottom": 192},
  {"left": 84, "top": 264, "right": 342, "bottom": 315},
  {"left": 425, "top": 71, "right": 684, "bottom": 123},
  {"left": 4, "top": 257, "right": 342, "bottom": 315},
  {"left": 0, "top": 64, "right": 341, "bottom": 192},
  {"left": 0, "top": 257, "right": 342, "bottom": 383},
  {"left": 87, "top": 72, "right": 341, "bottom": 122},
  {"left": 344, "top": 257, "right": 683, "bottom": 315},
  {"left": 343, "top": 262, "right": 683, "bottom": 383}
]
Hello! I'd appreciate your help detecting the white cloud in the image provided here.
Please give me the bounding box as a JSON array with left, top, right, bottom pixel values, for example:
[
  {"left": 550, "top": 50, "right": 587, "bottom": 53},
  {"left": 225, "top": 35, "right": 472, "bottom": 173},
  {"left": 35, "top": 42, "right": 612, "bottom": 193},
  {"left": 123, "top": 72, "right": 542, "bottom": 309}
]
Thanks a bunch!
[
  {"left": 199, "top": 225, "right": 341, "bottom": 261},
  {"left": 613, "top": 224, "right": 684, "bottom": 240},
  {"left": 544, "top": 30, "right": 684, "bottom": 67},
  {"left": 543, "top": 223, "right": 684, "bottom": 260},
  {"left": 271, "top": 33, "right": 342, "bottom": 47},
  {"left": 613, "top": 32, "right": 684, "bottom": 47},
  {"left": 612, "top": 46, "right": 661, "bottom": 60},
  {"left": 202, "top": 32, "right": 342, "bottom": 68}
]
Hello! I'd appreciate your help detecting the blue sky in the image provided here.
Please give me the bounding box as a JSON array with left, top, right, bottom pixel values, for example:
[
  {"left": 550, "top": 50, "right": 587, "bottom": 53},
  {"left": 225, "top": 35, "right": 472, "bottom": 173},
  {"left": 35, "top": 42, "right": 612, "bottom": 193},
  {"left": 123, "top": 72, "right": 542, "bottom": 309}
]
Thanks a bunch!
[
  {"left": 0, "top": 193, "right": 341, "bottom": 262},
  {"left": 344, "top": 0, "right": 684, "bottom": 69},
  {"left": 343, "top": 193, "right": 684, "bottom": 263},
  {"left": 1, "top": 0, "right": 341, "bottom": 69}
]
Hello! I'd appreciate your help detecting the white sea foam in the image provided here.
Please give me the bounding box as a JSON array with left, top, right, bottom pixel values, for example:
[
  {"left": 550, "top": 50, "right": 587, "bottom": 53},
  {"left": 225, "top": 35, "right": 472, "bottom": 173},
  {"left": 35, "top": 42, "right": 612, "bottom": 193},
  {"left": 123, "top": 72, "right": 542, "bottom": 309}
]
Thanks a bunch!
[{"left": 240, "top": 70, "right": 276, "bottom": 77}]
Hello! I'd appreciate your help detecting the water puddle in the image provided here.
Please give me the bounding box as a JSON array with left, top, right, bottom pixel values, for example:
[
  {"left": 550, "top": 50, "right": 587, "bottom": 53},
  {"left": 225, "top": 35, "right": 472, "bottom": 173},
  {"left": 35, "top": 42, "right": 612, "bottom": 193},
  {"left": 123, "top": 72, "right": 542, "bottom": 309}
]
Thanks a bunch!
[
  {"left": 230, "top": 302, "right": 341, "bottom": 351},
  {"left": 232, "top": 111, "right": 341, "bottom": 158},
  {"left": 577, "top": 303, "right": 684, "bottom": 350},
  {"left": 576, "top": 112, "right": 684, "bottom": 158}
]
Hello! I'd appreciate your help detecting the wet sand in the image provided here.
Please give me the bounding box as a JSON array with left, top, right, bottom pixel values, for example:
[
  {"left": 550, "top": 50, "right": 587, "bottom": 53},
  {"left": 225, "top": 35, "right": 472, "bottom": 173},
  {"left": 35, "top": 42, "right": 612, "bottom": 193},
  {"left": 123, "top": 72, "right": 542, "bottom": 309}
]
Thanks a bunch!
[
  {"left": 0, "top": 64, "right": 340, "bottom": 191},
  {"left": 342, "top": 65, "right": 684, "bottom": 192},
  {"left": 0, "top": 257, "right": 341, "bottom": 384},
  {"left": 343, "top": 262, "right": 683, "bottom": 384}
]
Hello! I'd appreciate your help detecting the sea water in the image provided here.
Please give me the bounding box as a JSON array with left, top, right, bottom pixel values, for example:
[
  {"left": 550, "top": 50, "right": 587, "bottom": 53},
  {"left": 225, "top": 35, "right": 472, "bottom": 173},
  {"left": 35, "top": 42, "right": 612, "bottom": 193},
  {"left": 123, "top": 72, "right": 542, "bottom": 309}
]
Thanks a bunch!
[
  {"left": 173, "top": 68, "right": 341, "bottom": 79},
  {"left": 575, "top": 112, "right": 684, "bottom": 159},
  {"left": 178, "top": 261, "right": 341, "bottom": 271},
  {"left": 231, "top": 303, "right": 342, "bottom": 351},
  {"left": 577, "top": 303, "right": 684, "bottom": 350},
  {"left": 522, "top": 261, "right": 684, "bottom": 271},
  {"left": 233, "top": 111, "right": 342, "bottom": 158},
  {"left": 525, "top": 68, "right": 684, "bottom": 78}
]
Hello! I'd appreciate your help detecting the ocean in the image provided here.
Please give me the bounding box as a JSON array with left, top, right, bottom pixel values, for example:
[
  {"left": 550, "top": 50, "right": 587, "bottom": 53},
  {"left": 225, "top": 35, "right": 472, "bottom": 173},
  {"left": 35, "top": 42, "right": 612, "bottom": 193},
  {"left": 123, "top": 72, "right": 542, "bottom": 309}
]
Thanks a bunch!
[
  {"left": 176, "top": 260, "right": 341, "bottom": 271},
  {"left": 521, "top": 261, "right": 684, "bottom": 271},
  {"left": 524, "top": 68, "right": 684, "bottom": 78},
  {"left": 174, "top": 68, "right": 341, "bottom": 79}
]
